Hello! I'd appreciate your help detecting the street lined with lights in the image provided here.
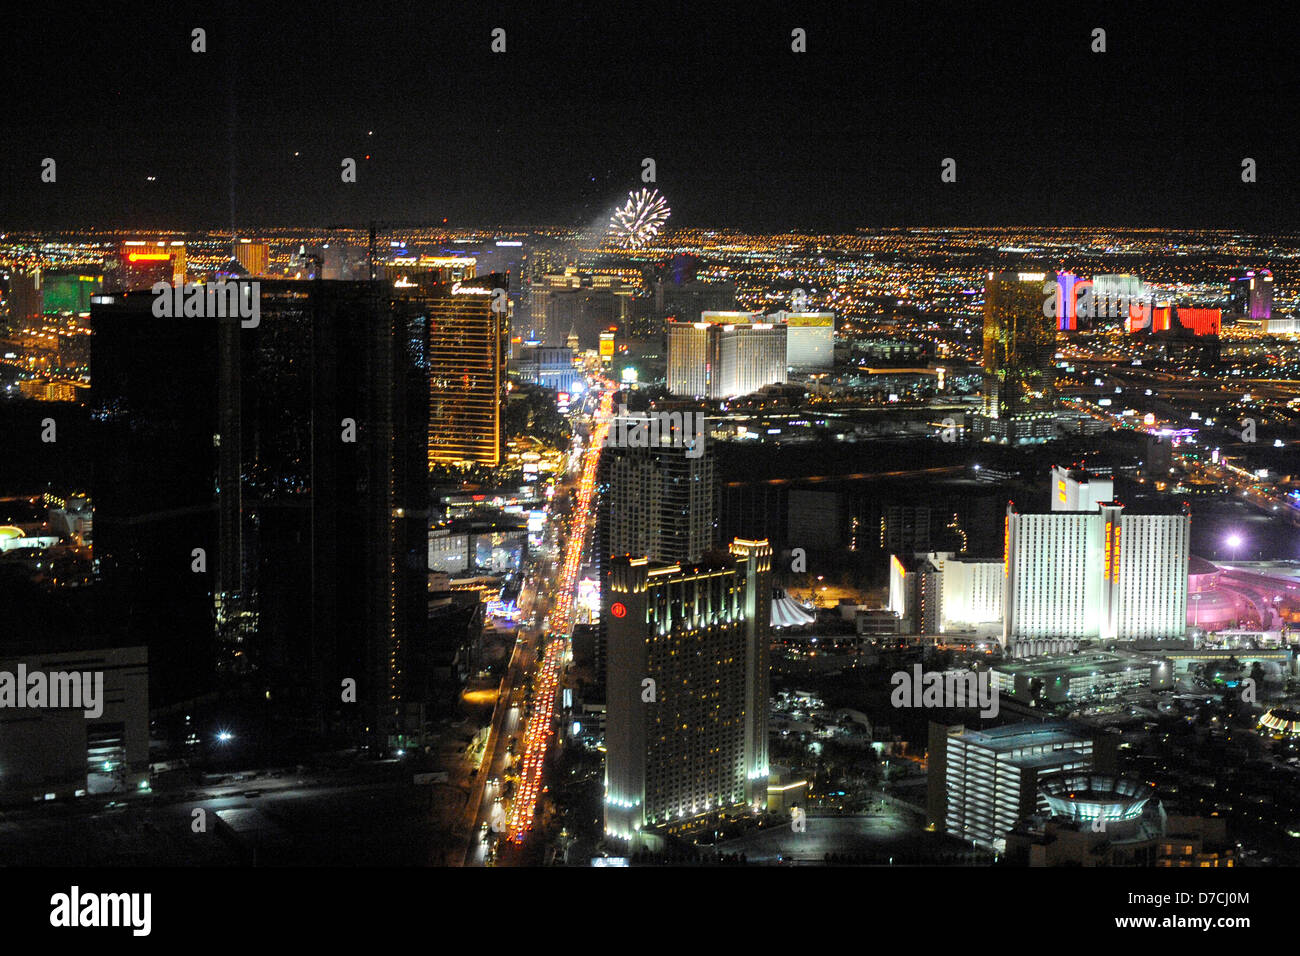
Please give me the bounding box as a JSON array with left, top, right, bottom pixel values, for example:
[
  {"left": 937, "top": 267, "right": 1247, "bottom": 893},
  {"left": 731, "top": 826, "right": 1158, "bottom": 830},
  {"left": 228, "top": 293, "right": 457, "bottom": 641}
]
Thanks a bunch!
[{"left": 505, "top": 383, "right": 613, "bottom": 844}]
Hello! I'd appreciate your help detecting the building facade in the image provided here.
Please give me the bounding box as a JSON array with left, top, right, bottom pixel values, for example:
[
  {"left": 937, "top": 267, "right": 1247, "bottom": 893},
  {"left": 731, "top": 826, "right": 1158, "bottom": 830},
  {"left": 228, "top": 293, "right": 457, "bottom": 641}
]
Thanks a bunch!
[
  {"left": 769, "top": 310, "right": 834, "bottom": 368},
  {"left": 0, "top": 646, "right": 149, "bottom": 800},
  {"left": 512, "top": 344, "right": 580, "bottom": 394},
  {"left": 603, "top": 540, "right": 772, "bottom": 843},
  {"left": 233, "top": 239, "right": 269, "bottom": 276},
  {"left": 598, "top": 424, "right": 716, "bottom": 568},
  {"left": 1051, "top": 466, "right": 1114, "bottom": 512},
  {"left": 935, "top": 553, "right": 1004, "bottom": 631},
  {"left": 1228, "top": 269, "right": 1273, "bottom": 320},
  {"left": 972, "top": 270, "right": 1058, "bottom": 444},
  {"left": 427, "top": 275, "right": 508, "bottom": 469},
  {"left": 1003, "top": 500, "right": 1189, "bottom": 645},
  {"left": 667, "top": 315, "right": 788, "bottom": 399},
  {"left": 927, "top": 721, "right": 1098, "bottom": 852},
  {"left": 596, "top": 425, "right": 716, "bottom": 688},
  {"left": 91, "top": 280, "right": 432, "bottom": 745}
]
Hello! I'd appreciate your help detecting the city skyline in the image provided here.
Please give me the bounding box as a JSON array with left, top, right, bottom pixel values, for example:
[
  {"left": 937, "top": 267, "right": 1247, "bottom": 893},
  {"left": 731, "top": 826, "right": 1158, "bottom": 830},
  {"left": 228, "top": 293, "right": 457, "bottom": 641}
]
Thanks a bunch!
[{"left": 1, "top": 7, "right": 1297, "bottom": 933}]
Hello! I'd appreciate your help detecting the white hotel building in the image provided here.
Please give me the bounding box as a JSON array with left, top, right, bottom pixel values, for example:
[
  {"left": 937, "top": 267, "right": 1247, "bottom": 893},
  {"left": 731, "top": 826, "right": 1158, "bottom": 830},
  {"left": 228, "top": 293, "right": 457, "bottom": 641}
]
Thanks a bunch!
[
  {"left": 887, "top": 551, "right": 1003, "bottom": 635},
  {"left": 1003, "top": 497, "right": 1189, "bottom": 645},
  {"left": 768, "top": 310, "right": 834, "bottom": 368},
  {"left": 667, "top": 312, "right": 787, "bottom": 399}
]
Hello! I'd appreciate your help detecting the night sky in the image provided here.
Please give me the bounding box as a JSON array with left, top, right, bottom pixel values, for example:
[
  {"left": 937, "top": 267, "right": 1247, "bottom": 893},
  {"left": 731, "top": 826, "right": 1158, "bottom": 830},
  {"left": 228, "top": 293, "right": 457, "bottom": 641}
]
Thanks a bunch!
[{"left": 2, "top": 1, "right": 1296, "bottom": 232}]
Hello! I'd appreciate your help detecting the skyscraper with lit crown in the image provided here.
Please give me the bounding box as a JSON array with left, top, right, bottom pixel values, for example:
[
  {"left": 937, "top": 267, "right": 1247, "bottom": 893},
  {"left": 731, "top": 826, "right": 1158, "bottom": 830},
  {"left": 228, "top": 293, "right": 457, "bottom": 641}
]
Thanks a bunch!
[{"left": 603, "top": 539, "right": 771, "bottom": 845}]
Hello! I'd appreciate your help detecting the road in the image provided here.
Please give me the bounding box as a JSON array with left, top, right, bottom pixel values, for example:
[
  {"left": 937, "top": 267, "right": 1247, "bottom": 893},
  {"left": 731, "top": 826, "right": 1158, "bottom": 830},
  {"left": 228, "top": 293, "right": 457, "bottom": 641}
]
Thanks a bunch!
[
  {"left": 504, "top": 384, "right": 613, "bottom": 848},
  {"left": 461, "top": 378, "right": 613, "bottom": 864}
]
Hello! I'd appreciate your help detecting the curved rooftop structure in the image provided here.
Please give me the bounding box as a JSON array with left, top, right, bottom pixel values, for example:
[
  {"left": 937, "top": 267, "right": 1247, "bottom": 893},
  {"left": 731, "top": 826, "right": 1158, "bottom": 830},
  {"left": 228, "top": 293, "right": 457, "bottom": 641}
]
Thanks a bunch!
[
  {"left": 1040, "top": 774, "right": 1152, "bottom": 824},
  {"left": 1260, "top": 707, "right": 1300, "bottom": 737}
]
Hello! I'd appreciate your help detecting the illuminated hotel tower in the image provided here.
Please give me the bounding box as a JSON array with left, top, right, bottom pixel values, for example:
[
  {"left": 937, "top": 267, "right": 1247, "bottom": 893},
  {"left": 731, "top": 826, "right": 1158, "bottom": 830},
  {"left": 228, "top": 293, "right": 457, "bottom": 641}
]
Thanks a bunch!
[
  {"left": 233, "top": 239, "right": 269, "bottom": 276},
  {"left": 666, "top": 321, "right": 719, "bottom": 398},
  {"left": 1055, "top": 273, "right": 1081, "bottom": 331},
  {"left": 666, "top": 313, "right": 788, "bottom": 399},
  {"left": 1228, "top": 269, "right": 1273, "bottom": 320},
  {"left": 1003, "top": 494, "right": 1189, "bottom": 646},
  {"left": 595, "top": 423, "right": 716, "bottom": 688},
  {"left": 110, "top": 240, "right": 187, "bottom": 291},
  {"left": 427, "top": 275, "right": 508, "bottom": 468},
  {"left": 598, "top": 418, "right": 716, "bottom": 567},
  {"left": 603, "top": 539, "right": 772, "bottom": 844},
  {"left": 972, "top": 270, "right": 1057, "bottom": 443},
  {"left": 770, "top": 310, "right": 835, "bottom": 368}
]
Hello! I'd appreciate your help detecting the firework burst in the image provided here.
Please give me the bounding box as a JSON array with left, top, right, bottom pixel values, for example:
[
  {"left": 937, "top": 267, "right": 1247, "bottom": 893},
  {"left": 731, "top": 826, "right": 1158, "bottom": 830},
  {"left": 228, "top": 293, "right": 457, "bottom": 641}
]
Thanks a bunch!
[{"left": 608, "top": 188, "right": 670, "bottom": 248}]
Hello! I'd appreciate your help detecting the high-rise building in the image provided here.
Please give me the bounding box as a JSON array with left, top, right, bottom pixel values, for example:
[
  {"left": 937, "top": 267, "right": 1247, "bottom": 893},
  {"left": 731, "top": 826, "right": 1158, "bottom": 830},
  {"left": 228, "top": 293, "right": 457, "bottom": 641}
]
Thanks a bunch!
[
  {"left": 768, "top": 311, "right": 834, "bottom": 368},
  {"left": 90, "top": 288, "right": 222, "bottom": 707},
  {"left": 1054, "top": 273, "right": 1081, "bottom": 332},
  {"left": 427, "top": 275, "right": 508, "bottom": 469},
  {"left": 888, "top": 551, "right": 1004, "bottom": 634},
  {"left": 1091, "top": 274, "right": 1146, "bottom": 327},
  {"left": 603, "top": 539, "right": 772, "bottom": 844},
  {"left": 233, "top": 239, "right": 270, "bottom": 276},
  {"left": 24, "top": 270, "right": 102, "bottom": 317},
  {"left": 1150, "top": 301, "right": 1175, "bottom": 333},
  {"left": 1003, "top": 496, "right": 1190, "bottom": 646},
  {"left": 6, "top": 270, "right": 43, "bottom": 322},
  {"left": 595, "top": 415, "right": 716, "bottom": 687},
  {"left": 531, "top": 271, "right": 635, "bottom": 348},
  {"left": 1139, "top": 307, "right": 1222, "bottom": 370},
  {"left": 91, "top": 280, "right": 431, "bottom": 744},
  {"left": 666, "top": 321, "right": 718, "bottom": 398},
  {"left": 936, "top": 553, "right": 1004, "bottom": 631},
  {"left": 1174, "top": 307, "right": 1221, "bottom": 337},
  {"left": 381, "top": 256, "right": 477, "bottom": 288},
  {"left": 888, "top": 553, "right": 943, "bottom": 634},
  {"left": 598, "top": 420, "right": 716, "bottom": 567},
  {"left": 1228, "top": 269, "right": 1273, "bottom": 320},
  {"left": 666, "top": 315, "right": 787, "bottom": 399},
  {"left": 108, "top": 240, "right": 186, "bottom": 291},
  {"left": 927, "top": 721, "right": 1099, "bottom": 852},
  {"left": 718, "top": 319, "right": 787, "bottom": 397},
  {"left": 511, "top": 344, "right": 580, "bottom": 393},
  {"left": 972, "top": 270, "right": 1057, "bottom": 444}
]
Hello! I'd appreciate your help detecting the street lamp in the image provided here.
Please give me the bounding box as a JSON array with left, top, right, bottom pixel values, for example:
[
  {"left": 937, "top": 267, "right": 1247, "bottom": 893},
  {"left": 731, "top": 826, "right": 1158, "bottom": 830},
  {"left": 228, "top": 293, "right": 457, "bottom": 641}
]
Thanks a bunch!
[{"left": 1226, "top": 533, "right": 1243, "bottom": 563}]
